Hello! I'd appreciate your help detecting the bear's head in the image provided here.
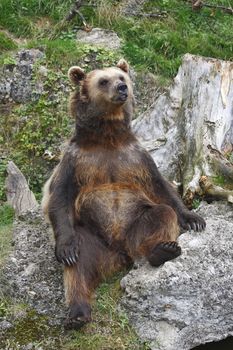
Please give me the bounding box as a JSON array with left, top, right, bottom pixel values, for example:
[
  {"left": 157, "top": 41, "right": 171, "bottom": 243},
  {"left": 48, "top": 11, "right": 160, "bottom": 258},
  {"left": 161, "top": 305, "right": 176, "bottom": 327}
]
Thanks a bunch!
[{"left": 68, "top": 59, "right": 134, "bottom": 121}]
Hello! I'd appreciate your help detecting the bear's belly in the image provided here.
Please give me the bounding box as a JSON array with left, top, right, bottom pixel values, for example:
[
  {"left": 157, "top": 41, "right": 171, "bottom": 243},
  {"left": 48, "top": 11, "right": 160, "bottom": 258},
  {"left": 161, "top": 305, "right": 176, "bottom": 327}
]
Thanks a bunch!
[
  {"left": 75, "top": 146, "right": 154, "bottom": 197},
  {"left": 75, "top": 183, "right": 153, "bottom": 242}
]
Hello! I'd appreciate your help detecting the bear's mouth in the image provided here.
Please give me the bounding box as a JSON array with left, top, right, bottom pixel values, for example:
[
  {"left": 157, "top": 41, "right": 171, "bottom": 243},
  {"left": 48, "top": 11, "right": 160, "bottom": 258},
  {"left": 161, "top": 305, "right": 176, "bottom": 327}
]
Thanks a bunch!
[{"left": 116, "top": 93, "right": 128, "bottom": 102}]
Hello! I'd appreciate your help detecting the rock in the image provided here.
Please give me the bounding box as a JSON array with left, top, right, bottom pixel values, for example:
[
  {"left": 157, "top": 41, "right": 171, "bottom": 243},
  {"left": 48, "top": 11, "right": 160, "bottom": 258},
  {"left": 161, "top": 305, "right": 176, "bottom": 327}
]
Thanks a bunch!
[
  {"left": 121, "top": 202, "right": 233, "bottom": 350},
  {"left": 0, "top": 49, "right": 44, "bottom": 103},
  {"left": 76, "top": 28, "right": 121, "bottom": 50},
  {"left": 0, "top": 320, "right": 13, "bottom": 331},
  {"left": 0, "top": 210, "right": 64, "bottom": 323},
  {"left": 120, "top": 0, "right": 147, "bottom": 16},
  {"left": 133, "top": 54, "right": 233, "bottom": 194},
  {"left": 5, "top": 161, "right": 38, "bottom": 216}
]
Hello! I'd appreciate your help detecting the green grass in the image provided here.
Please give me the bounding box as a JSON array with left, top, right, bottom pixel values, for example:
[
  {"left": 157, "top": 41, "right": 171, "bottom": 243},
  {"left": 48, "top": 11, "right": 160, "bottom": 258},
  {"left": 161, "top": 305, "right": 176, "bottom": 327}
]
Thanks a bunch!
[
  {"left": 0, "top": 1, "right": 232, "bottom": 77},
  {"left": 0, "top": 0, "right": 74, "bottom": 37},
  {"left": 0, "top": 31, "right": 17, "bottom": 51},
  {"left": 94, "top": 1, "right": 233, "bottom": 77},
  {"left": 65, "top": 274, "right": 149, "bottom": 350},
  {"left": 0, "top": 204, "right": 14, "bottom": 266}
]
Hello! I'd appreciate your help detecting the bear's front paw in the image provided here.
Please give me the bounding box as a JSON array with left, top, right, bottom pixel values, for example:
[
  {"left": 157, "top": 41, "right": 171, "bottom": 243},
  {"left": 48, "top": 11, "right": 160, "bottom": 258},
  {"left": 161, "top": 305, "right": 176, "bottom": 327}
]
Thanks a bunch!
[
  {"left": 55, "top": 235, "right": 80, "bottom": 266},
  {"left": 179, "top": 211, "right": 206, "bottom": 232}
]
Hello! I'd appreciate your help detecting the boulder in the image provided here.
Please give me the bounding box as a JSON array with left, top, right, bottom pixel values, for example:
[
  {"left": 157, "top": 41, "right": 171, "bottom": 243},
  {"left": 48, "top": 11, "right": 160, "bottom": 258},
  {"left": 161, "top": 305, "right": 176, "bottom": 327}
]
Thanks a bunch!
[
  {"left": 0, "top": 210, "right": 64, "bottom": 324},
  {"left": 0, "top": 49, "right": 44, "bottom": 103},
  {"left": 120, "top": 0, "right": 147, "bottom": 16},
  {"left": 76, "top": 28, "right": 121, "bottom": 50},
  {"left": 121, "top": 202, "right": 233, "bottom": 350}
]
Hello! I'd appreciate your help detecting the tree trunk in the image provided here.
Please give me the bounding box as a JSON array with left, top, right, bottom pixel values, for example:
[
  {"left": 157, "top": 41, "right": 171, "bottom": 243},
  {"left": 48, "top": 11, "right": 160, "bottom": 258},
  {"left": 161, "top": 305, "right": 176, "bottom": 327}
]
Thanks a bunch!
[{"left": 133, "top": 54, "right": 233, "bottom": 198}]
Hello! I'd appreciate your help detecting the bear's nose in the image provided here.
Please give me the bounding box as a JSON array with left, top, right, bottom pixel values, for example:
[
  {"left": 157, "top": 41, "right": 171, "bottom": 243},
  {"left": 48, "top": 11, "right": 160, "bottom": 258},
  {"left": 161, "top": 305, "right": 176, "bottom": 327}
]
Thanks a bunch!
[{"left": 117, "top": 82, "right": 128, "bottom": 93}]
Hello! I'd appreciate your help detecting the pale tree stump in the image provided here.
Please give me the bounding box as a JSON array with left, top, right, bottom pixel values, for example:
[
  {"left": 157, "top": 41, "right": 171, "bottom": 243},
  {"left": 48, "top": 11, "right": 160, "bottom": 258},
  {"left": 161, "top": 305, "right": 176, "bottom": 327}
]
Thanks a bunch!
[
  {"left": 5, "top": 161, "right": 38, "bottom": 216},
  {"left": 133, "top": 54, "right": 233, "bottom": 201}
]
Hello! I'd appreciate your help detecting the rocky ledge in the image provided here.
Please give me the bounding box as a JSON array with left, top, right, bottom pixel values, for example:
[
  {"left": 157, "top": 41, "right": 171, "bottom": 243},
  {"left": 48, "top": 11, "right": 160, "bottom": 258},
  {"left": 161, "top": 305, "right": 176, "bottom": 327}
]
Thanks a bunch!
[{"left": 121, "top": 202, "right": 233, "bottom": 350}]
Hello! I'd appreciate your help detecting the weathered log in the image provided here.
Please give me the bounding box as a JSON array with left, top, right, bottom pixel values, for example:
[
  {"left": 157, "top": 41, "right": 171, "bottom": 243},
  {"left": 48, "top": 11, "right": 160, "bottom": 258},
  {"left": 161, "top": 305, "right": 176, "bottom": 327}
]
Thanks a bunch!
[
  {"left": 207, "top": 145, "right": 233, "bottom": 182},
  {"left": 199, "top": 176, "right": 233, "bottom": 203},
  {"left": 133, "top": 54, "right": 233, "bottom": 198},
  {"left": 5, "top": 161, "right": 38, "bottom": 216}
]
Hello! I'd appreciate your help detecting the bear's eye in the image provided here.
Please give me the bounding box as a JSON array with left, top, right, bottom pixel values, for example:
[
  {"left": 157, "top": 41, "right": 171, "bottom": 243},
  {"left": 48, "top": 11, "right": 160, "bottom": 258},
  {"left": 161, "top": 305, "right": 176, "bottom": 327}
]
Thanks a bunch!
[
  {"left": 99, "top": 79, "right": 109, "bottom": 87},
  {"left": 119, "top": 76, "right": 125, "bottom": 82}
]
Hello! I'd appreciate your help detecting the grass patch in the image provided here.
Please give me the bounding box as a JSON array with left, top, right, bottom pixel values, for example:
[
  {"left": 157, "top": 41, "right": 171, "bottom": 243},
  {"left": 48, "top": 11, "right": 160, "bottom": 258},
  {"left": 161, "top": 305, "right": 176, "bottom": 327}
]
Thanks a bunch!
[
  {"left": 0, "top": 204, "right": 14, "bottom": 266},
  {"left": 0, "top": 1, "right": 232, "bottom": 77},
  {"left": 0, "top": 32, "right": 17, "bottom": 51},
  {"left": 27, "top": 39, "right": 121, "bottom": 69},
  {"left": 91, "top": 0, "right": 233, "bottom": 77},
  {"left": 0, "top": 0, "right": 73, "bottom": 37},
  {"left": 0, "top": 203, "right": 14, "bottom": 226},
  {"left": 64, "top": 273, "right": 149, "bottom": 350}
]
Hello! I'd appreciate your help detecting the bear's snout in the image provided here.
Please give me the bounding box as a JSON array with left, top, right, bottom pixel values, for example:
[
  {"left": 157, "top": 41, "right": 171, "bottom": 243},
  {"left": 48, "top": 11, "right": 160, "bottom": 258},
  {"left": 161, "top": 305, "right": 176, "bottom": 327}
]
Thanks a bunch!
[
  {"left": 116, "top": 82, "right": 128, "bottom": 101},
  {"left": 117, "top": 82, "right": 128, "bottom": 93}
]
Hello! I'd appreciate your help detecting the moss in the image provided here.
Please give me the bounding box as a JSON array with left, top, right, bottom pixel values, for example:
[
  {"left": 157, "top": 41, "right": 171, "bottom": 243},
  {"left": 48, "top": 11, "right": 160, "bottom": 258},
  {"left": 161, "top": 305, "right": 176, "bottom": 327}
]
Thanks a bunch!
[
  {"left": 0, "top": 276, "right": 149, "bottom": 350},
  {"left": 0, "top": 308, "right": 63, "bottom": 349}
]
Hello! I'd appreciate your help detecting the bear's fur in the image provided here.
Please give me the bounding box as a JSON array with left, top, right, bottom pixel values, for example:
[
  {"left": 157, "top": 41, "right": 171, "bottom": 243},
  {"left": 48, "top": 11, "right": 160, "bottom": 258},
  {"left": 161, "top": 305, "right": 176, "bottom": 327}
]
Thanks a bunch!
[{"left": 42, "top": 59, "right": 206, "bottom": 329}]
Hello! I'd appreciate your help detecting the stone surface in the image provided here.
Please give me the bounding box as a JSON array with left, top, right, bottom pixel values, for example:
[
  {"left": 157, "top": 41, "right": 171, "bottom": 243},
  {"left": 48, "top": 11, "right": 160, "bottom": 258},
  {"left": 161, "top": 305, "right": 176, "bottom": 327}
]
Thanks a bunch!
[
  {"left": 120, "top": 0, "right": 147, "bottom": 15},
  {"left": 0, "top": 320, "right": 13, "bottom": 331},
  {"left": 0, "top": 49, "right": 44, "bottom": 103},
  {"left": 133, "top": 54, "right": 233, "bottom": 194},
  {"left": 5, "top": 161, "right": 38, "bottom": 216},
  {"left": 121, "top": 202, "right": 233, "bottom": 350},
  {"left": 76, "top": 28, "right": 121, "bottom": 50},
  {"left": 0, "top": 210, "right": 64, "bottom": 323}
]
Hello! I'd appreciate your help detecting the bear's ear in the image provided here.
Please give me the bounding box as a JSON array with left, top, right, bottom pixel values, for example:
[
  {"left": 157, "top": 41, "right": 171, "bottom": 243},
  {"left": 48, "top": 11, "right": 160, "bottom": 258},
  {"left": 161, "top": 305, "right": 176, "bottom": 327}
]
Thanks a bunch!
[
  {"left": 117, "top": 59, "right": 129, "bottom": 73},
  {"left": 68, "top": 66, "right": 86, "bottom": 85}
]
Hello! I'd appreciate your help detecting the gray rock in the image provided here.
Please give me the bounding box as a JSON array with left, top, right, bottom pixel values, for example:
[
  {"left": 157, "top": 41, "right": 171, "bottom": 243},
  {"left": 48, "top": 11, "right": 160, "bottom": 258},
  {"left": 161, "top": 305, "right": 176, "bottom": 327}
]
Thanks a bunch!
[
  {"left": 121, "top": 202, "right": 233, "bottom": 350},
  {"left": 0, "top": 320, "right": 13, "bottom": 331},
  {"left": 0, "top": 49, "right": 44, "bottom": 103},
  {"left": 76, "top": 28, "right": 121, "bottom": 50},
  {"left": 0, "top": 210, "right": 64, "bottom": 323},
  {"left": 120, "top": 0, "right": 147, "bottom": 16}
]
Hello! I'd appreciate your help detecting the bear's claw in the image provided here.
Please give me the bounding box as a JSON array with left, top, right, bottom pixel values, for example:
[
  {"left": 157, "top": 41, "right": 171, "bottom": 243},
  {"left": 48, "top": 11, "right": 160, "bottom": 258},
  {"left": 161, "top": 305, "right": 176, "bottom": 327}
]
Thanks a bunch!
[
  {"left": 64, "top": 316, "right": 89, "bottom": 330},
  {"left": 180, "top": 211, "right": 206, "bottom": 232},
  {"left": 55, "top": 236, "right": 80, "bottom": 266},
  {"left": 64, "top": 302, "right": 91, "bottom": 330}
]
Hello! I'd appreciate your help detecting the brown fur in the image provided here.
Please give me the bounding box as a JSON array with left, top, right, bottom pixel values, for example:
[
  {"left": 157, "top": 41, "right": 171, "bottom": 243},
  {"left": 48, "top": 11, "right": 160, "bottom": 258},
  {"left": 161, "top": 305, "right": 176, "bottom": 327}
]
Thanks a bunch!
[{"left": 42, "top": 60, "right": 206, "bottom": 329}]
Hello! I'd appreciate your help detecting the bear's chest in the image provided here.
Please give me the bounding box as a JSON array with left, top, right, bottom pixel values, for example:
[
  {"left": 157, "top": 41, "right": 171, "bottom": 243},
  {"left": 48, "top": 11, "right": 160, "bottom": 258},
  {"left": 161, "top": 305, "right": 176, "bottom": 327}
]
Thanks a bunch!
[{"left": 75, "top": 144, "right": 150, "bottom": 187}]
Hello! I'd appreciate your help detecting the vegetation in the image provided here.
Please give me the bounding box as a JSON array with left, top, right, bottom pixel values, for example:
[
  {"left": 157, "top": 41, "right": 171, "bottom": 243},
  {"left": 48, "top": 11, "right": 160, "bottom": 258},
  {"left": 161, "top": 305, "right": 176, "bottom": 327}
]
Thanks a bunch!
[
  {"left": 0, "top": 31, "right": 17, "bottom": 51},
  {"left": 0, "top": 204, "right": 14, "bottom": 266},
  {"left": 0, "top": 1, "right": 232, "bottom": 348}
]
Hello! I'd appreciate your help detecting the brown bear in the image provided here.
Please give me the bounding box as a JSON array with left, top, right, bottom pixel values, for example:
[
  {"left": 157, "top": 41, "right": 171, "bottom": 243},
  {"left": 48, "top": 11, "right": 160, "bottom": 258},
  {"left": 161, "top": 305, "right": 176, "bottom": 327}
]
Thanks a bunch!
[{"left": 42, "top": 59, "right": 206, "bottom": 330}]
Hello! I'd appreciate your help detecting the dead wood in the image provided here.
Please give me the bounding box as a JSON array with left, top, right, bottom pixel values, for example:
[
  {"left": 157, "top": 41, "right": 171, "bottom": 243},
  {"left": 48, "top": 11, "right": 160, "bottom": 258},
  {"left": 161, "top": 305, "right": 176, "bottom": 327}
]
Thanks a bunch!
[
  {"left": 188, "top": 0, "right": 233, "bottom": 14},
  {"left": 199, "top": 176, "right": 233, "bottom": 203},
  {"left": 5, "top": 161, "right": 38, "bottom": 216}
]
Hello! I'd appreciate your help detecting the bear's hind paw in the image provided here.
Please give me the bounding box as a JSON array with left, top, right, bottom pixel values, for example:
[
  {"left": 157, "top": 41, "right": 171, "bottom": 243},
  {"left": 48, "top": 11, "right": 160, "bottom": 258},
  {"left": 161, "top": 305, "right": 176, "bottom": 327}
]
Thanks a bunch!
[
  {"left": 64, "top": 302, "right": 91, "bottom": 330},
  {"left": 64, "top": 316, "right": 89, "bottom": 330},
  {"left": 148, "top": 241, "right": 181, "bottom": 267}
]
